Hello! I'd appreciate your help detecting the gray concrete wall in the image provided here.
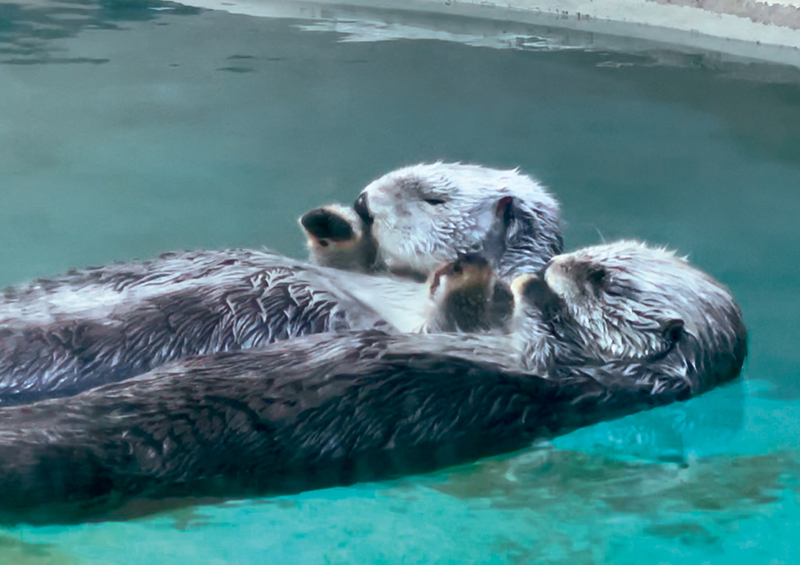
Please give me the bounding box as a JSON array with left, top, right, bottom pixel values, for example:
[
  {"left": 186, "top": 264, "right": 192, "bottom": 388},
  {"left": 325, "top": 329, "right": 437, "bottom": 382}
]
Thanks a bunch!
[{"left": 185, "top": 0, "right": 800, "bottom": 67}]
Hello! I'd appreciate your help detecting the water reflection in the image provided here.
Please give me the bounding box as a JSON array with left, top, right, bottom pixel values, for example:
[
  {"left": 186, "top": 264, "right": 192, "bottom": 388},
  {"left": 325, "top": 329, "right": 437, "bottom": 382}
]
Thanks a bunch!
[
  {"left": 418, "top": 447, "right": 799, "bottom": 561},
  {"left": 0, "top": 534, "right": 74, "bottom": 565},
  {"left": 0, "top": 0, "right": 199, "bottom": 65},
  {"left": 554, "top": 382, "right": 747, "bottom": 464}
]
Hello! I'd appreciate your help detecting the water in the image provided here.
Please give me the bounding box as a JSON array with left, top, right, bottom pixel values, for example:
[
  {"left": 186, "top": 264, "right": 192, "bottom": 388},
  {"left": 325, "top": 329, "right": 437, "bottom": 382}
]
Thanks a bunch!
[{"left": 1, "top": 1, "right": 799, "bottom": 563}]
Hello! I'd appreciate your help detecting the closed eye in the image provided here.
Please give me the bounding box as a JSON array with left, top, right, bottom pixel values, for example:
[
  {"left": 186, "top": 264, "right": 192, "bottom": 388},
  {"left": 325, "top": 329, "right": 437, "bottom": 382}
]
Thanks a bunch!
[{"left": 423, "top": 198, "right": 446, "bottom": 206}]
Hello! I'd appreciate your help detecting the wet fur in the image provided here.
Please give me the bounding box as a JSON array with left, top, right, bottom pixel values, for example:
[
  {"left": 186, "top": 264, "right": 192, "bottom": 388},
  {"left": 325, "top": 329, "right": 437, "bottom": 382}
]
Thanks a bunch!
[
  {"left": 0, "top": 249, "right": 429, "bottom": 405},
  {"left": 0, "top": 241, "right": 747, "bottom": 523},
  {"left": 422, "top": 255, "right": 514, "bottom": 334},
  {"left": 0, "top": 164, "right": 559, "bottom": 404},
  {"left": 0, "top": 330, "right": 702, "bottom": 525},
  {"left": 358, "top": 163, "right": 563, "bottom": 279},
  {"left": 513, "top": 241, "right": 747, "bottom": 395}
]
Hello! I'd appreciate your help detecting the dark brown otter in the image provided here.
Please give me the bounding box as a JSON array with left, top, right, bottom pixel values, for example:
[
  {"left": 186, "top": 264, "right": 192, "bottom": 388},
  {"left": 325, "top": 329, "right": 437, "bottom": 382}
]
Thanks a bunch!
[{"left": 422, "top": 254, "right": 514, "bottom": 334}]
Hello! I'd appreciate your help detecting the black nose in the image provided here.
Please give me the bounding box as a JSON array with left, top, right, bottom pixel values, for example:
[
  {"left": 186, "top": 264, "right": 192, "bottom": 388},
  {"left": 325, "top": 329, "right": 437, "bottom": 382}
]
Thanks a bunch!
[{"left": 353, "top": 193, "right": 373, "bottom": 227}]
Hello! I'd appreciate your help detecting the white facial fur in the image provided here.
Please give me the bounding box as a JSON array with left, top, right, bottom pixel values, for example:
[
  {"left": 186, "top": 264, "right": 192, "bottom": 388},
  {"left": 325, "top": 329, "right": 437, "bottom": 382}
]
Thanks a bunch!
[
  {"left": 510, "top": 241, "right": 746, "bottom": 389},
  {"left": 358, "top": 162, "right": 562, "bottom": 280}
]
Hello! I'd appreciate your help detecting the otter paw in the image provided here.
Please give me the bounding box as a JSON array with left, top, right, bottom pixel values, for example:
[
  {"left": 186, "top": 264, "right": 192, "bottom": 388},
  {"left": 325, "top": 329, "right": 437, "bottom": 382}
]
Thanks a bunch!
[{"left": 300, "top": 207, "right": 357, "bottom": 247}]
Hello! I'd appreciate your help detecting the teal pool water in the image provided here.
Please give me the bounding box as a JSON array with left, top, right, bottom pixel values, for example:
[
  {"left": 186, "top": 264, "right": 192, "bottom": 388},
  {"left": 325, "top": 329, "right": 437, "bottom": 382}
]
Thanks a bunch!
[{"left": 1, "top": 1, "right": 799, "bottom": 563}]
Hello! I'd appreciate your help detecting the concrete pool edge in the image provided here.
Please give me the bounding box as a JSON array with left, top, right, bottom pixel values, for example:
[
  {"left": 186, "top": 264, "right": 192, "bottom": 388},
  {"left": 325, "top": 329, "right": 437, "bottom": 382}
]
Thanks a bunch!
[{"left": 178, "top": 0, "right": 800, "bottom": 69}]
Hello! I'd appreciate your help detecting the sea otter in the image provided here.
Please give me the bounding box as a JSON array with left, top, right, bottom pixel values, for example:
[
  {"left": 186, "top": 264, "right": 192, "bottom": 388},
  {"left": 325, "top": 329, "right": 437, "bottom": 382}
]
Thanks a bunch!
[
  {"left": 510, "top": 241, "right": 747, "bottom": 394},
  {"left": 352, "top": 162, "right": 563, "bottom": 279},
  {"left": 301, "top": 163, "right": 562, "bottom": 280},
  {"left": 0, "top": 241, "right": 746, "bottom": 524},
  {"left": 0, "top": 163, "right": 559, "bottom": 405},
  {"left": 421, "top": 253, "right": 514, "bottom": 334}
]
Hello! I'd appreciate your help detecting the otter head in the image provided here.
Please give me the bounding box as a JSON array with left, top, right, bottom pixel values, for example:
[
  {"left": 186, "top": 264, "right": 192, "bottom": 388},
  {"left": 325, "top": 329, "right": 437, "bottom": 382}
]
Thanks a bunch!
[
  {"left": 511, "top": 241, "right": 747, "bottom": 393},
  {"left": 299, "top": 204, "right": 379, "bottom": 273},
  {"left": 423, "top": 253, "right": 514, "bottom": 334},
  {"left": 354, "top": 163, "right": 563, "bottom": 281}
]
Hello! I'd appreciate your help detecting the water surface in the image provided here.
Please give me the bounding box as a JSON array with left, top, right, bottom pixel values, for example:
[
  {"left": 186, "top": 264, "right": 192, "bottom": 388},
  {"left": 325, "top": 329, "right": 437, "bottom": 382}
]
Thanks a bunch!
[{"left": 0, "top": 1, "right": 799, "bottom": 563}]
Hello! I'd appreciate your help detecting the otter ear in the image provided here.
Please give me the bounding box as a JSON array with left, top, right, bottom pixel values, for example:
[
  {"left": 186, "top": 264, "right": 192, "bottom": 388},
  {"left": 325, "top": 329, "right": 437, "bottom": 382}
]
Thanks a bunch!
[
  {"left": 481, "top": 196, "right": 517, "bottom": 267},
  {"left": 495, "top": 195, "right": 515, "bottom": 226},
  {"left": 662, "top": 319, "right": 685, "bottom": 344}
]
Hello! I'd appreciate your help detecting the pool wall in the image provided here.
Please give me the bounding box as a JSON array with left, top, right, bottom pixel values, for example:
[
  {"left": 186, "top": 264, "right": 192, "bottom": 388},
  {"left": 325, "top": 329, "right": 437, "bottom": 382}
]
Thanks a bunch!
[{"left": 186, "top": 0, "right": 800, "bottom": 67}]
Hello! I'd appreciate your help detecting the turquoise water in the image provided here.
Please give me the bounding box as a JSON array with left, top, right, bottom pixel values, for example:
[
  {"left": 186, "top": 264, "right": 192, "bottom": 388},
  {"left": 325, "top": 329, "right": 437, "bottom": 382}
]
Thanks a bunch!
[{"left": 1, "top": 1, "right": 799, "bottom": 563}]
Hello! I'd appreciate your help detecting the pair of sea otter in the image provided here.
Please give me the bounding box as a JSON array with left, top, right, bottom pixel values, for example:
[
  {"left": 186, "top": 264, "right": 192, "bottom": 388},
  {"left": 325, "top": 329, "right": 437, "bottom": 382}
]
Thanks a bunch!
[{"left": 0, "top": 163, "right": 746, "bottom": 523}]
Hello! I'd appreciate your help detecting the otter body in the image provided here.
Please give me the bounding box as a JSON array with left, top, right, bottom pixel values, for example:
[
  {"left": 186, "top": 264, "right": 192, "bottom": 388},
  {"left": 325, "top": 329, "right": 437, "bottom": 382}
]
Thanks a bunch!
[
  {"left": 0, "top": 249, "right": 429, "bottom": 406},
  {"left": 0, "top": 163, "right": 562, "bottom": 405},
  {"left": 0, "top": 330, "right": 700, "bottom": 525},
  {"left": 0, "top": 241, "right": 747, "bottom": 523}
]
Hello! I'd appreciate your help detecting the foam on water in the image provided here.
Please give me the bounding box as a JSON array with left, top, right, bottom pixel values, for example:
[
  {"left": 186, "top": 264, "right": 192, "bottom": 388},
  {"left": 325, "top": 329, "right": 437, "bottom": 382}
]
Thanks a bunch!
[{"left": 0, "top": 1, "right": 799, "bottom": 563}]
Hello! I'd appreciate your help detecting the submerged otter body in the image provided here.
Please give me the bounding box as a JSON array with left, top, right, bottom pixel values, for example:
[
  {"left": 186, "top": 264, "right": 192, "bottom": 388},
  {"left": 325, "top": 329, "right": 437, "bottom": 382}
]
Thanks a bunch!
[
  {"left": 0, "top": 241, "right": 746, "bottom": 523},
  {"left": 0, "top": 331, "right": 711, "bottom": 525},
  {"left": 0, "top": 163, "right": 561, "bottom": 405}
]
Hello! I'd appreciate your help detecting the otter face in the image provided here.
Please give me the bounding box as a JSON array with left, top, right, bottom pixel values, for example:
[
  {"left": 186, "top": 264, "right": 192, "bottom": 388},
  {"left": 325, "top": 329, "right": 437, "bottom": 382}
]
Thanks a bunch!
[
  {"left": 299, "top": 204, "right": 378, "bottom": 273},
  {"left": 512, "top": 241, "right": 747, "bottom": 391},
  {"left": 355, "top": 163, "right": 563, "bottom": 280}
]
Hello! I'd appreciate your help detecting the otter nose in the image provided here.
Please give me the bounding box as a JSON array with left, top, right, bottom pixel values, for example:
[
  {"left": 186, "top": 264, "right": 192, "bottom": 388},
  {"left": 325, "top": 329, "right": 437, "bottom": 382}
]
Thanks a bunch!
[{"left": 353, "top": 193, "right": 373, "bottom": 227}]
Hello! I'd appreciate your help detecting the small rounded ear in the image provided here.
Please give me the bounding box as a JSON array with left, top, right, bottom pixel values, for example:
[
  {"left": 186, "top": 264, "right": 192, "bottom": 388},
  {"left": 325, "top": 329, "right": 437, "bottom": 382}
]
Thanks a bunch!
[
  {"left": 495, "top": 195, "right": 515, "bottom": 224},
  {"left": 481, "top": 196, "right": 517, "bottom": 267},
  {"left": 663, "top": 319, "right": 685, "bottom": 344}
]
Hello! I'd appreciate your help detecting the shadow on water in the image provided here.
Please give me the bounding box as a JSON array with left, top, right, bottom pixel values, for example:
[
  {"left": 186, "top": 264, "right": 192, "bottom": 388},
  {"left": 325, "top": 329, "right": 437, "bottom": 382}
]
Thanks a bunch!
[
  {"left": 431, "top": 447, "right": 795, "bottom": 513},
  {"left": 0, "top": 0, "right": 200, "bottom": 64},
  {"left": 0, "top": 533, "right": 75, "bottom": 565},
  {"left": 414, "top": 447, "right": 799, "bottom": 561}
]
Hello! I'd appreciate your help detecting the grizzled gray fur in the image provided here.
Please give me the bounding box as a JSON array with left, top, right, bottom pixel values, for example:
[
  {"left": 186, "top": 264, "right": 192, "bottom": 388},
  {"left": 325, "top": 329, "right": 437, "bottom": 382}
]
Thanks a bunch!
[
  {"left": 355, "top": 162, "right": 563, "bottom": 280},
  {"left": 512, "top": 241, "right": 747, "bottom": 395},
  {"left": 0, "top": 163, "right": 562, "bottom": 405},
  {"left": 0, "top": 240, "right": 746, "bottom": 523},
  {"left": 0, "top": 249, "right": 426, "bottom": 405}
]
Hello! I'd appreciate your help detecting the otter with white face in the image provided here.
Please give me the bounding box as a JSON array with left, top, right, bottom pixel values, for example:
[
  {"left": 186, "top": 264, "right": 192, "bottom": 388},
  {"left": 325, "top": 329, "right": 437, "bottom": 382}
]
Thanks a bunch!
[
  {"left": 301, "top": 163, "right": 563, "bottom": 279},
  {"left": 511, "top": 241, "right": 747, "bottom": 393},
  {"left": 0, "top": 241, "right": 745, "bottom": 523},
  {"left": 352, "top": 162, "right": 563, "bottom": 280},
  {"left": 0, "top": 163, "right": 559, "bottom": 406}
]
